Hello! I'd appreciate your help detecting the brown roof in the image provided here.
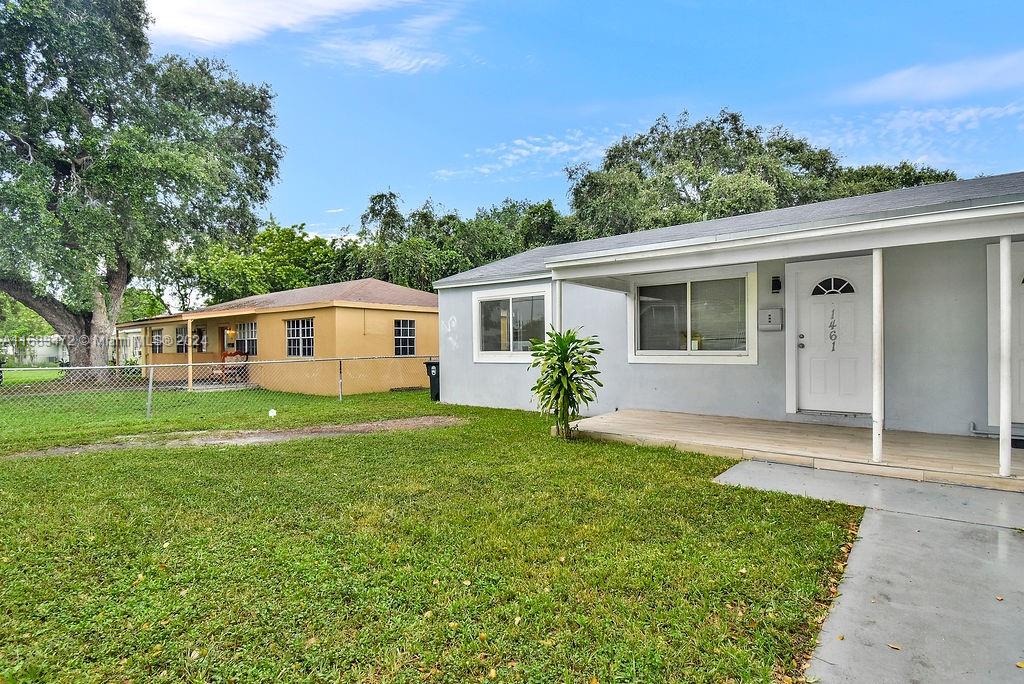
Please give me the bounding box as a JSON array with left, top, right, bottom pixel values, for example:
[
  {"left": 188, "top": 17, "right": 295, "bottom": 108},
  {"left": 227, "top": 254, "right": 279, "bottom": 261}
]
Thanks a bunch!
[
  {"left": 119, "top": 279, "right": 437, "bottom": 327},
  {"left": 201, "top": 278, "right": 437, "bottom": 312}
]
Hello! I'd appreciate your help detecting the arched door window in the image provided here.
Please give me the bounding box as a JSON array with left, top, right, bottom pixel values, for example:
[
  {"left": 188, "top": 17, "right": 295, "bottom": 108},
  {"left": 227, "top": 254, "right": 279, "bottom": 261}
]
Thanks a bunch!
[{"left": 811, "top": 277, "right": 855, "bottom": 296}]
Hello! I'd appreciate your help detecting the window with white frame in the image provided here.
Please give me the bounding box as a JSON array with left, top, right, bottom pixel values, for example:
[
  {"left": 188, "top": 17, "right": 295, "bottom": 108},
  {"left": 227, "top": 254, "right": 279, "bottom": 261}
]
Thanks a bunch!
[
  {"left": 631, "top": 267, "right": 756, "bottom": 363},
  {"left": 150, "top": 329, "right": 164, "bottom": 354},
  {"left": 394, "top": 319, "right": 416, "bottom": 356},
  {"left": 285, "top": 318, "right": 314, "bottom": 357},
  {"left": 175, "top": 326, "right": 188, "bottom": 354},
  {"left": 236, "top": 321, "right": 257, "bottom": 356},
  {"left": 476, "top": 289, "right": 547, "bottom": 360}
]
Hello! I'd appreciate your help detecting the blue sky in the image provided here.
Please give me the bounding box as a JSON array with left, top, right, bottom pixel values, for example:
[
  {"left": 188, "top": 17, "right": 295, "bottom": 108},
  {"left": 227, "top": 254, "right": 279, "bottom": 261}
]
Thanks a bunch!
[{"left": 149, "top": 0, "right": 1024, "bottom": 238}]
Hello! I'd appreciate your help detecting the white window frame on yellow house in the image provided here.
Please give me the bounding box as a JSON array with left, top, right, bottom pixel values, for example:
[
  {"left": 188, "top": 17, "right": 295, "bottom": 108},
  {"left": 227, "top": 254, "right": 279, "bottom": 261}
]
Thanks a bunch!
[
  {"left": 236, "top": 321, "right": 258, "bottom": 356},
  {"left": 285, "top": 317, "right": 314, "bottom": 358},
  {"left": 394, "top": 319, "right": 416, "bottom": 356}
]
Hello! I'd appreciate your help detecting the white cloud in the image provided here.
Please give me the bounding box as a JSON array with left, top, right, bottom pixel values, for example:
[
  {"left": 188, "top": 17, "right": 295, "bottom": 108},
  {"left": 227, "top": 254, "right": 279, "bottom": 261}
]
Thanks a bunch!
[
  {"left": 843, "top": 50, "right": 1024, "bottom": 103},
  {"left": 803, "top": 102, "right": 1024, "bottom": 172},
  {"left": 148, "top": 0, "right": 419, "bottom": 45},
  {"left": 324, "top": 207, "right": 347, "bottom": 213},
  {"left": 311, "top": 6, "right": 460, "bottom": 73},
  {"left": 434, "top": 128, "right": 621, "bottom": 181}
]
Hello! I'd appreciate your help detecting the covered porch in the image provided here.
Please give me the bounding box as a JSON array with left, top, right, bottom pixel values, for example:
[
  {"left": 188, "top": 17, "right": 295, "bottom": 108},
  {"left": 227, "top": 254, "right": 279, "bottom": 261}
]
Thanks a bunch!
[
  {"left": 545, "top": 207, "right": 1024, "bottom": 487},
  {"left": 573, "top": 409, "right": 1024, "bottom": 492}
]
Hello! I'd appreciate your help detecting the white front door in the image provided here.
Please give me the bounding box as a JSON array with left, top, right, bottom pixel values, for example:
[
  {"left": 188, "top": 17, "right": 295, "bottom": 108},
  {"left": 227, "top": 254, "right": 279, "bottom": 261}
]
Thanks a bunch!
[{"left": 788, "top": 257, "right": 873, "bottom": 413}]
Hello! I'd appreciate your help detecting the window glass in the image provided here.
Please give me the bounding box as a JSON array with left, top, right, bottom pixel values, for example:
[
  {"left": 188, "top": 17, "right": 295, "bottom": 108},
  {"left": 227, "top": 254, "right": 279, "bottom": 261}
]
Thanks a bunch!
[
  {"left": 193, "top": 327, "right": 207, "bottom": 352},
  {"left": 812, "top": 277, "right": 855, "bottom": 295},
  {"left": 637, "top": 284, "right": 687, "bottom": 350},
  {"left": 690, "top": 278, "right": 746, "bottom": 351},
  {"left": 480, "top": 299, "right": 510, "bottom": 352},
  {"left": 175, "top": 326, "right": 187, "bottom": 354},
  {"left": 151, "top": 329, "right": 164, "bottom": 354},
  {"left": 479, "top": 294, "right": 547, "bottom": 354},
  {"left": 236, "top": 321, "right": 258, "bottom": 356},
  {"left": 511, "top": 296, "right": 545, "bottom": 351},
  {"left": 285, "top": 318, "right": 314, "bottom": 357},
  {"left": 394, "top": 319, "right": 416, "bottom": 356}
]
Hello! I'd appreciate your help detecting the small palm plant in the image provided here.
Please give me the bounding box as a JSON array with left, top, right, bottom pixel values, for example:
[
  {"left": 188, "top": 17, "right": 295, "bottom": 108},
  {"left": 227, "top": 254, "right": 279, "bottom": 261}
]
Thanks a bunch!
[{"left": 529, "top": 326, "right": 603, "bottom": 439}]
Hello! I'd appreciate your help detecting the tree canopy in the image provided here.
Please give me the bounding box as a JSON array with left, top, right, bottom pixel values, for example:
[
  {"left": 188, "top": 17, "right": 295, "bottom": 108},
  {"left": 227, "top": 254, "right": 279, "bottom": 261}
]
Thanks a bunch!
[
  {"left": 118, "top": 287, "right": 167, "bottom": 322},
  {"left": 190, "top": 221, "right": 357, "bottom": 304},
  {"left": 181, "top": 195, "right": 576, "bottom": 300},
  {"left": 567, "top": 110, "right": 956, "bottom": 239},
  {"left": 348, "top": 194, "right": 579, "bottom": 292},
  {"left": 3, "top": 4, "right": 961, "bottom": 340},
  {"left": 0, "top": 293, "right": 53, "bottom": 340},
  {"left": 0, "top": 0, "right": 281, "bottom": 363}
]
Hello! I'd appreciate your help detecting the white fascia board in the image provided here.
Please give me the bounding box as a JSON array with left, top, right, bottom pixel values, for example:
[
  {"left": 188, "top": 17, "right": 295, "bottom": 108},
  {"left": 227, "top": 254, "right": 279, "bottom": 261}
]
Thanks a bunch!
[
  {"left": 550, "top": 203, "right": 1024, "bottom": 281},
  {"left": 433, "top": 272, "right": 551, "bottom": 290},
  {"left": 545, "top": 200, "right": 1024, "bottom": 274}
]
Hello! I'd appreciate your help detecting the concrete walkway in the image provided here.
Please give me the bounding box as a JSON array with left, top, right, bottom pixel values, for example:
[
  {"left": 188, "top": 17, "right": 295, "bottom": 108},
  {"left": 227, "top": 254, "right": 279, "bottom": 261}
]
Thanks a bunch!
[{"left": 715, "top": 461, "right": 1024, "bottom": 683}]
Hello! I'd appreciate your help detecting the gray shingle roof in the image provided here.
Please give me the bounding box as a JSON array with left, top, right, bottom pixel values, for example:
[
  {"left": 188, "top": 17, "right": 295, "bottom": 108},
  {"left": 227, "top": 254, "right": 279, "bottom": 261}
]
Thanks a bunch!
[{"left": 435, "top": 171, "right": 1024, "bottom": 288}]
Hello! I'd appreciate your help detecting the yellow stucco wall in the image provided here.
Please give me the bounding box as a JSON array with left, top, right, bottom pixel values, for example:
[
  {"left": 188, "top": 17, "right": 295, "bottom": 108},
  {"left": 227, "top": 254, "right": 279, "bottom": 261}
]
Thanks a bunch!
[
  {"left": 136, "top": 303, "right": 437, "bottom": 396},
  {"left": 334, "top": 305, "right": 439, "bottom": 394}
]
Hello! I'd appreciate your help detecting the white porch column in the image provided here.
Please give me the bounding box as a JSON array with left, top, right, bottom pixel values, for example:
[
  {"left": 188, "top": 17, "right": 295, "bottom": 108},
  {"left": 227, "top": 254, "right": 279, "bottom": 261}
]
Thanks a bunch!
[
  {"left": 999, "top": 236, "right": 1012, "bottom": 476},
  {"left": 872, "top": 249, "right": 884, "bottom": 463},
  {"left": 553, "top": 279, "right": 564, "bottom": 332},
  {"left": 186, "top": 318, "right": 194, "bottom": 391}
]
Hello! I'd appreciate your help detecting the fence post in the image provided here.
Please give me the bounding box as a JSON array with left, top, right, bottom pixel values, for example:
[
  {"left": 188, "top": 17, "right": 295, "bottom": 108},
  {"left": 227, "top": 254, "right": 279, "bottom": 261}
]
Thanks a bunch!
[
  {"left": 186, "top": 319, "right": 194, "bottom": 391},
  {"left": 342, "top": 358, "right": 350, "bottom": 401},
  {"left": 146, "top": 365, "right": 154, "bottom": 419}
]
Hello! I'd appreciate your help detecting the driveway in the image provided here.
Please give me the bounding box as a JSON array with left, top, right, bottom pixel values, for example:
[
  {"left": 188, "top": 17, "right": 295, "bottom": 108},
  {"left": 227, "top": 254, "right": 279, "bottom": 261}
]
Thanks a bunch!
[{"left": 715, "top": 461, "right": 1024, "bottom": 683}]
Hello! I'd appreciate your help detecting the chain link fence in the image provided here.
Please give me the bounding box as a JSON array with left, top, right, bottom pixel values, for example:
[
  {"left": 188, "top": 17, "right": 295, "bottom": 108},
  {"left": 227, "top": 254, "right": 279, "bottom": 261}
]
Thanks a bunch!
[{"left": 0, "top": 356, "right": 437, "bottom": 438}]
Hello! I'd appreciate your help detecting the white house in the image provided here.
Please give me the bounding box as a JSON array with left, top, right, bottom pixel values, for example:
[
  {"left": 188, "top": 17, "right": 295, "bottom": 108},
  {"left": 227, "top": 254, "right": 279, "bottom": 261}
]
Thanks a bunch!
[
  {"left": 1, "top": 334, "right": 68, "bottom": 365},
  {"left": 114, "top": 327, "right": 144, "bottom": 365},
  {"left": 435, "top": 171, "right": 1024, "bottom": 490}
]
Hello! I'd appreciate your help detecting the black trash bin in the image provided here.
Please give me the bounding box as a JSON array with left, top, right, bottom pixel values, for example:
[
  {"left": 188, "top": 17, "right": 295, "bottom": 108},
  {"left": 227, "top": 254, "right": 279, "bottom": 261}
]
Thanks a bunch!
[{"left": 424, "top": 361, "right": 440, "bottom": 401}]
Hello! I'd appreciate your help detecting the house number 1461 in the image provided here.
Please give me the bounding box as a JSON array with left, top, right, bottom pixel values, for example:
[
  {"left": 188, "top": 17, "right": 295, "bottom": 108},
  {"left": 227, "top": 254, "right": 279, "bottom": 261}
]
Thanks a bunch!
[{"left": 828, "top": 308, "right": 838, "bottom": 352}]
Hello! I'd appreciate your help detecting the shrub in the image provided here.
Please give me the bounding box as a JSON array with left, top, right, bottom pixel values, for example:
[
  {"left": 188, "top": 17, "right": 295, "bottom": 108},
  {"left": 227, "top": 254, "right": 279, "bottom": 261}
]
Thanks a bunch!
[{"left": 529, "top": 327, "right": 603, "bottom": 438}]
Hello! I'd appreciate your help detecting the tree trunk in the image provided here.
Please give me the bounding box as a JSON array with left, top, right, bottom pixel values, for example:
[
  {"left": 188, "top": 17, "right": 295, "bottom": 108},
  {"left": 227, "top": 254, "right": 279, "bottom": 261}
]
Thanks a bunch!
[
  {"left": 0, "top": 254, "right": 129, "bottom": 373},
  {"left": 0, "top": 277, "right": 91, "bottom": 364},
  {"left": 96, "top": 255, "right": 131, "bottom": 366}
]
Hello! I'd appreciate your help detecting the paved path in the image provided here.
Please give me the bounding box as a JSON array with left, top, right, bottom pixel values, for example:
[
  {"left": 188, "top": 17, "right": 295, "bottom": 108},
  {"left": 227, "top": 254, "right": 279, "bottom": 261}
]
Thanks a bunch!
[
  {"left": 716, "top": 460, "right": 1024, "bottom": 528},
  {"left": 715, "top": 461, "right": 1024, "bottom": 683}
]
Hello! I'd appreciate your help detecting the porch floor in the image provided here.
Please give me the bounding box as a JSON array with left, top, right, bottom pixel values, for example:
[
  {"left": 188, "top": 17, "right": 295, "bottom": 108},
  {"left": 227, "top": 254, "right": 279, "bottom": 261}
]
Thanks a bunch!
[{"left": 573, "top": 410, "right": 1024, "bottom": 492}]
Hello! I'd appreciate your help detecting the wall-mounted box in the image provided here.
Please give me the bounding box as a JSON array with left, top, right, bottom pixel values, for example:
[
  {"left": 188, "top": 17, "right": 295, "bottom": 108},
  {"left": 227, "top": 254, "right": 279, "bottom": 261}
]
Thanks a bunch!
[{"left": 758, "top": 307, "right": 783, "bottom": 331}]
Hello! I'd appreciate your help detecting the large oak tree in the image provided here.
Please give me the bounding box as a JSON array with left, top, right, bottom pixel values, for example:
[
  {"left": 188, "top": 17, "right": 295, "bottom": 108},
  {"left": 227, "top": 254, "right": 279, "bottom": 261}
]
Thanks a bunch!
[
  {"left": 568, "top": 110, "right": 957, "bottom": 239},
  {"left": 0, "top": 0, "right": 281, "bottom": 365}
]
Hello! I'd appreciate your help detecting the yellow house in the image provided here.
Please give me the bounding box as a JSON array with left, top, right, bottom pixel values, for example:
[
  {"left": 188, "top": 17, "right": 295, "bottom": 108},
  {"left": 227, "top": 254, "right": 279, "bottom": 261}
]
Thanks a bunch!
[{"left": 118, "top": 279, "right": 438, "bottom": 396}]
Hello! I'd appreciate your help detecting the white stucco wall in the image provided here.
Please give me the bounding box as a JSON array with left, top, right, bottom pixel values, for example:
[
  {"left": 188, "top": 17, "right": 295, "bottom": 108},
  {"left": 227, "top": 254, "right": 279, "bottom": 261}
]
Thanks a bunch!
[{"left": 438, "top": 239, "right": 992, "bottom": 436}]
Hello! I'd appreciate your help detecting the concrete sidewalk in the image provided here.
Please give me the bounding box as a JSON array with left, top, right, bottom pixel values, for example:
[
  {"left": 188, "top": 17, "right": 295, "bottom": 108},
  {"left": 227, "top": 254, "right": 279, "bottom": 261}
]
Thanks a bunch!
[
  {"left": 716, "top": 460, "right": 1024, "bottom": 528},
  {"left": 714, "top": 461, "right": 1024, "bottom": 683}
]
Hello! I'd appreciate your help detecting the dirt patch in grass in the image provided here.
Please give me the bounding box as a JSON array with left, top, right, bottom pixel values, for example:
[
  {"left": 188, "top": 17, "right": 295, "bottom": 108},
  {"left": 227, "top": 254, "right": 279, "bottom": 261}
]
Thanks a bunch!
[{"left": 4, "top": 415, "right": 465, "bottom": 459}]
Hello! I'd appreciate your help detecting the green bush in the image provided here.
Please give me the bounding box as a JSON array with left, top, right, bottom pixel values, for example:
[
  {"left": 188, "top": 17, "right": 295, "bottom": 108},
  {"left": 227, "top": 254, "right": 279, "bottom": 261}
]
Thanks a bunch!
[{"left": 529, "top": 326, "right": 603, "bottom": 438}]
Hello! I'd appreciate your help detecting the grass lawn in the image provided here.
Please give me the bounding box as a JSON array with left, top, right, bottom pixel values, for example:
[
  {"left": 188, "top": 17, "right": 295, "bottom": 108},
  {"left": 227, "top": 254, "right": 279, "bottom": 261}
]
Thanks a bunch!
[
  {"left": 0, "top": 395, "right": 859, "bottom": 682},
  {"left": 0, "top": 389, "right": 448, "bottom": 456},
  {"left": 0, "top": 368, "right": 61, "bottom": 386}
]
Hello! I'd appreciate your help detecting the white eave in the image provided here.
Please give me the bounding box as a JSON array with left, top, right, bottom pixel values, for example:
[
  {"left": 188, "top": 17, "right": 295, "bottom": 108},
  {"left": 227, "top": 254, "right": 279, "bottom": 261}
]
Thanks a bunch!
[{"left": 544, "top": 199, "right": 1024, "bottom": 285}]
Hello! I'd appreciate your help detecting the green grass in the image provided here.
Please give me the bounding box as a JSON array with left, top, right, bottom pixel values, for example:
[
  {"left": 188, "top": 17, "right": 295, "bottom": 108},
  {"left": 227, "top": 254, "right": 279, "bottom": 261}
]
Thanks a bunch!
[
  {"left": 0, "top": 369, "right": 61, "bottom": 385},
  {"left": 0, "top": 397, "right": 859, "bottom": 683},
  {"left": 0, "top": 389, "right": 447, "bottom": 456}
]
